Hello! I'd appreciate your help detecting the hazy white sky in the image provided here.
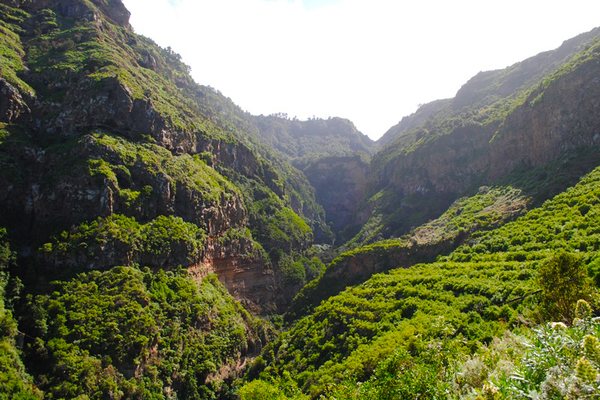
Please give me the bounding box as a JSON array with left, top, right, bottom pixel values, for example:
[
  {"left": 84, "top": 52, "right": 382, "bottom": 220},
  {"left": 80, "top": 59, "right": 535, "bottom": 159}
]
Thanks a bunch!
[{"left": 122, "top": 0, "right": 600, "bottom": 140}]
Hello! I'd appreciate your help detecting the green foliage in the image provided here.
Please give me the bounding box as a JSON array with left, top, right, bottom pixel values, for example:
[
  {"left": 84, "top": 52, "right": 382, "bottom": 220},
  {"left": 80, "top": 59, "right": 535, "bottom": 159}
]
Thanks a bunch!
[
  {"left": 323, "top": 347, "right": 453, "bottom": 400},
  {"left": 0, "top": 229, "right": 42, "bottom": 399},
  {"left": 24, "top": 266, "right": 267, "bottom": 399},
  {"left": 0, "top": 228, "right": 13, "bottom": 272},
  {"left": 0, "top": 4, "right": 35, "bottom": 95},
  {"left": 317, "top": 302, "right": 600, "bottom": 400},
  {"left": 537, "top": 251, "right": 594, "bottom": 323},
  {"left": 259, "top": 255, "right": 529, "bottom": 394},
  {"left": 238, "top": 374, "right": 309, "bottom": 400},
  {"left": 260, "top": 207, "right": 312, "bottom": 253},
  {"left": 239, "top": 380, "right": 288, "bottom": 400},
  {"left": 0, "top": 341, "right": 43, "bottom": 400},
  {"left": 459, "top": 306, "right": 600, "bottom": 399},
  {"left": 253, "top": 159, "right": 600, "bottom": 397},
  {"left": 144, "top": 214, "right": 207, "bottom": 258},
  {"left": 42, "top": 214, "right": 207, "bottom": 268},
  {"left": 242, "top": 182, "right": 318, "bottom": 287},
  {"left": 87, "top": 132, "right": 239, "bottom": 205}
]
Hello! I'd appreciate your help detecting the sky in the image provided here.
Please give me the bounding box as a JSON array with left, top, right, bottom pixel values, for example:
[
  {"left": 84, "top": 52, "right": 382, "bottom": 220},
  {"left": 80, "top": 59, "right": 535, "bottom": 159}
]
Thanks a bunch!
[{"left": 122, "top": 0, "right": 600, "bottom": 140}]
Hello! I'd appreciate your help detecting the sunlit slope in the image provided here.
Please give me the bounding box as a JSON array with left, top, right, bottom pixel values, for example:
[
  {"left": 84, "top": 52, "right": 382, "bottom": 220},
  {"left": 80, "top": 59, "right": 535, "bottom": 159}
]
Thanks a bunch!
[
  {"left": 352, "top": 27, "right": 600, "bottom": 245},
  {"left": 250, "top": 161, "right": 600, "bottom": 396}
]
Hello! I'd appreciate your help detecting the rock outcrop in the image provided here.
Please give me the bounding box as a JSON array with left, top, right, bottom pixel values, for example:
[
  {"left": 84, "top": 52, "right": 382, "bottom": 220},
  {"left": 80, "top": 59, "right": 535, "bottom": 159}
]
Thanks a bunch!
[
  {"left": 489, "top": 54, "right": 600, "bottom": 180},
  {"left": 361, "top": 27, "right": 600, "bottom": 241},
  {"left": 0, "top": 0, "right": 321, "bottom": 314},
  {"left": 303, "top": 154, "right": 370, "bottom": 239}
]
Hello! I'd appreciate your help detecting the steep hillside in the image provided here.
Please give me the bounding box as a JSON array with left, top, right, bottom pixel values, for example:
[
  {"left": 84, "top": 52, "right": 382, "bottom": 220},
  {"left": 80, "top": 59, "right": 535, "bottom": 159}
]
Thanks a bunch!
[
  {"left": 3, "top": 0, "right": 600, "bottom": 398},
  {"left": 253, "top": 115, "right": 375, "bottom": 169},
  {"left": 243, "top": 145, "right": 600, "bottom": 399},
  {"left": 376, "top": 99, "right": 449, "bottom": 148},
  {"left": 247, "top": 116, "right": 376, "bottom": 240},
  {"left": 0, "top": 0, "right": 334, "bottom": 314},
  {"left": 0, "top": 0, "right": 337, "bottom": 397},
  {"left": 352, "top": 27, "right": 600, "bottom": 244}
]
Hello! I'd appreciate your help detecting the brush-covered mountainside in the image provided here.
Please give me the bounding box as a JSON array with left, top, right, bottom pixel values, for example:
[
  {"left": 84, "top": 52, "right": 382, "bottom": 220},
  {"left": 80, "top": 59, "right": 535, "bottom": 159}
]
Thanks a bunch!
[
  {"left": 239, "top": 26, "right": 600, "bottom": 400},
  {"left": 242, "top": 137, "right": 600, "bottom": 400},
  {"left": 2, "top": 0, "right": 600, "bottom": 399},
  {"left": 0, "top": 0, "right": 341, "bottom": 314},
  {"left": 347, "top": 27, "right": 600, "bottom": 246},
  {"left": 0, "top": 0, "right": 340, "bottom": 397}
]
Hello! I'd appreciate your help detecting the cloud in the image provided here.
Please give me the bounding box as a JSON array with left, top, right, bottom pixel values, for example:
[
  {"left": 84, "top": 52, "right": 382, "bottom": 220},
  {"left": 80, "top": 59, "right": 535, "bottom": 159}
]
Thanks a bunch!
[{"left": 123, "top": 0, "right": 600, "bottom": 139}]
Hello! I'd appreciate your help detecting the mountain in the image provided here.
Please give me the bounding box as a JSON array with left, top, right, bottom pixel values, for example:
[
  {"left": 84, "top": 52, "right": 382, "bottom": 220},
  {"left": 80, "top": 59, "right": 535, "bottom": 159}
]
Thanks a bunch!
[
  {"left": 345, "top": 27, "right": 600, "bottom": 246},
  {"left": 0, "top": 0, "right": 343, "bottom": 315},
  {"left": 2, "top": 0, "right": 600, "bottom": 398},
  {"left": 252, "top": 115, "right": 376, "bottom": 168},
  {"left": 239, "top": 26, "right": 600, "bottom": 399},
  {"left": 0, "top": 0, "right": 335, "bottom": 396},
  {"left": 281, "top": 25, "right": 600, "bottom": 326}
]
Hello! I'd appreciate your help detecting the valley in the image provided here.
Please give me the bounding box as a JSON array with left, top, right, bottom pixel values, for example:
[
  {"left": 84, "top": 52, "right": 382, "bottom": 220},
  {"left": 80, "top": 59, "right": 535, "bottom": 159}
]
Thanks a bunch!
[{"left": 1, "top": 0, "right": 600, "bottom": 399}]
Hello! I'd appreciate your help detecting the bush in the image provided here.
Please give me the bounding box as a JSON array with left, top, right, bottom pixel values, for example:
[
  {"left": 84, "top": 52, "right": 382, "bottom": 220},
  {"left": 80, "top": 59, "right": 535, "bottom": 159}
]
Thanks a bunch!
[{"left": 537, "top": 251, "right": 594, "bottom": 323}]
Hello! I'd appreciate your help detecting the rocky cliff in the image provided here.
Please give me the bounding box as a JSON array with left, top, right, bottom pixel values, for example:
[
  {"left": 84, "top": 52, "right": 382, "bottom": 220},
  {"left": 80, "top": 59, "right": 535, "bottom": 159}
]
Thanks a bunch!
[
  {"left": 0, "top": 0, "right": 326, "bottom": 313},
  {"left": 303, "top": 154, "right": 370, "bottom": 240},
  {"left": 355, "top": 27, "right": 600, "bottom": 243}
]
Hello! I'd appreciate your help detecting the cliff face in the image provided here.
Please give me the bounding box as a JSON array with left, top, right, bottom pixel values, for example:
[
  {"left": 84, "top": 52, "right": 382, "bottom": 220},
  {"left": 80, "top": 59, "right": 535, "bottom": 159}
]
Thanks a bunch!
[
  {"left": 0, "top": 0, "right": 321, "bottom": 313},
  {"left": 356, "top": 27, "right": 600, "bottom": 242},
  {"left": 303, "top": 154, "right": 370, "bottom": 240},
  {"left": 489, "top": 53, "right": 600, "bottom": 180}
]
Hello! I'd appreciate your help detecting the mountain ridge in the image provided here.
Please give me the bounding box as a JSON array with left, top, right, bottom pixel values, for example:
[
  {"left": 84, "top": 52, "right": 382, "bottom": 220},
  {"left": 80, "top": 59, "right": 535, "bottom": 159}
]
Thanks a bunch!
[
  {"left": 340, "top": 26, "right": 600, "bottom": 247},
  {"left": 2, "top": 0, "right": 600, "bottom": 398}
]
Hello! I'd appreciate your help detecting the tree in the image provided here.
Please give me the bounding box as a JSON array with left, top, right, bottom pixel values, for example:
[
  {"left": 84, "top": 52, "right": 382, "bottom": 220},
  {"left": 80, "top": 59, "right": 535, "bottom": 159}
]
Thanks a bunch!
[{"left": 536, "top": 250, "right": 594, "bottom": 323}]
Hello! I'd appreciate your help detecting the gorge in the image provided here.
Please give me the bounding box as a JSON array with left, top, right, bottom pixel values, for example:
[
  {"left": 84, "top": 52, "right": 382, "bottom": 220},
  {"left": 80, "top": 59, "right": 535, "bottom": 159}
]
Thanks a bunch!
[{"left": 2, "top": 0, "right": 600, "bottom": 399}]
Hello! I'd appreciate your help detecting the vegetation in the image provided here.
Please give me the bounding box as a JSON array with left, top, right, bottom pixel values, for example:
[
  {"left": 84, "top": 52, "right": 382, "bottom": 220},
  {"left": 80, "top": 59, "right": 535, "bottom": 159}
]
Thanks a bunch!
[
  {"left": 253, "top": 115, "right": 375, "bottom": 169},
  {"left": 0, "top": 229, "right": 42, "bottom": 399},
  {"left": 19, "top": 266, "right": 269, "bottom": 399},
  {"left": 0, "top": 4, "right": 35, "bottom": 95},
  {"left": 3, "top": 1, "right": 600, "bottom": 400},
  {"left": 317, "top": 300, "right": 600, "bottom": 400},
  {"left": 286, "top": 186, "right": 527, "bottom": 323},
  {"left": 41, "top": 214, "right": 208, "bottom": 269},
  {"left": 242, "top": 161, "right": 600, "bottom": 397},
  {"left": 536, "top": 251, "right": 594, "bottom": 324},
  {"left": 355, "top": 28, "right": 600, "bottom": 246}
]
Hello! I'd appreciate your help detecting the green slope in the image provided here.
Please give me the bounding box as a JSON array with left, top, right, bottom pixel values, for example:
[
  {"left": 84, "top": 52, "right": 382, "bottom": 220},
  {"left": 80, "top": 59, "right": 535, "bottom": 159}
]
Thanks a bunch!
[
  {"left": 0, "top": 0, "right": 332, "bottom": 305},
  {"left": 245, "top": 158, "right": 600, "bottom": 397},
  {"left": 18, "top": 267, "right": 270, "bottom": 399},
  {"left": 350, "top": 27, "right": 600, "bottom": 245}
]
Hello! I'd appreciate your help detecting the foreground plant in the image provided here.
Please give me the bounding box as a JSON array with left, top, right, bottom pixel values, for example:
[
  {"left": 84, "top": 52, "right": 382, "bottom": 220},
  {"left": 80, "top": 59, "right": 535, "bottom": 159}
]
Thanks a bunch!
[{"left": 460, "top": 300, "right": 600, "bottom": 400}]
